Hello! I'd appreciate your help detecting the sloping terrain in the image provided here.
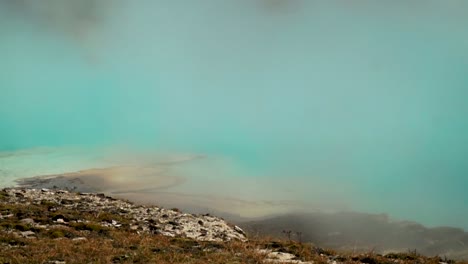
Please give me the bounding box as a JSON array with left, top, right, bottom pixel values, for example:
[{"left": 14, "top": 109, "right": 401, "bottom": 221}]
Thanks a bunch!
[
  {"left": 242, "top": 212, "right": 468, "bottom": 260},
  {"left": 0, "top": 188, "right": 466, "bottom": 264}
]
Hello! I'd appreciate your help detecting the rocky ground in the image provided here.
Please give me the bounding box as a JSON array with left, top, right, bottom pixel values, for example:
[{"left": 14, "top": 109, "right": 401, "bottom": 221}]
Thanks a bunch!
[
  {"left": 0, "top": 188, "right": 465, "bottom": 264},
  {"left": 0, "top": 188, "right": 246, "bottom": 242}
]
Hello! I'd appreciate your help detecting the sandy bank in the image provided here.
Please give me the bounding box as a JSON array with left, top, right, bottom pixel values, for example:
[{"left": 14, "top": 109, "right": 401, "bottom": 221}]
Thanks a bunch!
[{"left": 14, "top": 166, "right": 309, "bottom": 220}]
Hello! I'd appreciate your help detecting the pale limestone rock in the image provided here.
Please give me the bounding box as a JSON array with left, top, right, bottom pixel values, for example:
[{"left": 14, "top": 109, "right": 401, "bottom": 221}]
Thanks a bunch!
[
  {"left": 20, "top": 218, "right": 35, "bottom": 224},
  {"left": 1, "top": 188, "right": 248, "bottom": 242},
  {"left": 258, "top": 249, "right": 314, "bottom": 264},
  {"left": 20, "top": 231, "right": 36, "bottom": 238}
]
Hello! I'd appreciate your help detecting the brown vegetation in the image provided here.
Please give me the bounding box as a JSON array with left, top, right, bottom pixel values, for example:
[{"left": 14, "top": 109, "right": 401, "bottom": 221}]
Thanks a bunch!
[{"left": 0, "top": 190, "right": 467, "bottom": 264}]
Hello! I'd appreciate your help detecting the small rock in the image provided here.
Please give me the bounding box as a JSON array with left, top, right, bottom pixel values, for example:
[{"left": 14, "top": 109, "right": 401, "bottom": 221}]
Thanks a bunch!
[
  {"left": 259, "top": 249, "right": 314, "bottom": 264},
  {"left": 234, "top": 225, "right": 245, "bottom": 235},
  {"left": 111, "top": 220, "right": 122, "bottom": 227},
  {"left": 20, "top": 218, "right": 35, "bottom": 224},
  {"left": 20, "top": 231, "right": 35, "bottom": 237},
  {"left": 72, "top": 237, "right": 87, "bottom": 242},
  {"left": 52, "top": 215, "right": 68, "bottom": 222}
]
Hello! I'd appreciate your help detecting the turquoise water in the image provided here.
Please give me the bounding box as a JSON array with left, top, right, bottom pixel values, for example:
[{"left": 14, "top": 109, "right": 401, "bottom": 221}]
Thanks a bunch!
[{"left": 1, "top": 1, "right": 468, "bottom": 229}]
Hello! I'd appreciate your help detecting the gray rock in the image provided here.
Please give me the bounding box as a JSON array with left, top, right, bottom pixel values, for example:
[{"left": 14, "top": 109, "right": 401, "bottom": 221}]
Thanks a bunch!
[
  {"left": 20, "top": 231, "right": 36, "bottom": 237},
  {"left": 20, "top": 218, "right": 35, "bottom": 224},
  {"left": 258, "top": 249, "right": 314, "bottom": 264},
  {"left": 1, "top": 188, "right": 248, "bottom": 242},
  {"left": 72, "top": 237, "right": 87, "bottom": 242},
  {"left": 234, "top": 225, "right": 245, "bottom": 235}
]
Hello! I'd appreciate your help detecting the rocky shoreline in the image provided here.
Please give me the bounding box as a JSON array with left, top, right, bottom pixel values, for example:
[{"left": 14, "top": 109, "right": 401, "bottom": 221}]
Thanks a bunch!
[
  {"left": 0, "top": 188, "right": 247, "bottom": 243},
  {"left": 0, "top": 188, "right": 463, "bottom": 264},
  {"left": 0, "top": 187, "right": 321, "bottom": 263}
]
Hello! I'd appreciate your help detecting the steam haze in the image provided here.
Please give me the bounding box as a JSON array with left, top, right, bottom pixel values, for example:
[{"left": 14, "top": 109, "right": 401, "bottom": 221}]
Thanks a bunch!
[{"left": 1, "top": 0, "right": 468, "bottom": 231}]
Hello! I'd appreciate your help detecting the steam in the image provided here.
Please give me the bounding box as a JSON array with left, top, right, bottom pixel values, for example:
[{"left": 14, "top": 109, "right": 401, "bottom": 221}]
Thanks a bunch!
[
  {"left": 1, "top": 0, "right": 104, "bottom": 59},
  {"left": 1, "top": 1, "right": 468, "bottom": 229}
]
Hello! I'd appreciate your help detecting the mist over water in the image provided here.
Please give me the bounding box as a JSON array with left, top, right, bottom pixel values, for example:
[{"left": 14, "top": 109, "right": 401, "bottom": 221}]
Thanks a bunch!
[{"left": 1, "top": 1, "right": 468, "bottom": 229}]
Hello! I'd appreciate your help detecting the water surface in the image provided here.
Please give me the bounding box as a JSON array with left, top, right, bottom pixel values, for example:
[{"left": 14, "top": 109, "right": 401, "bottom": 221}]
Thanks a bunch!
[{"left": 1, "top": 1, "right": 468, "bottom": 229}]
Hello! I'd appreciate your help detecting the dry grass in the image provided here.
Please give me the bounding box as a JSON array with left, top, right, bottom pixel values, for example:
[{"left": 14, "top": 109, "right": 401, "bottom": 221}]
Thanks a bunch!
[
  {"left": 2, "top": 229, "right": 466, "bottom": 264},
  {"left": 1, "top": 192, "right": 468, "bottom": 264},
  {"left": 0, "top": 231, "right": 269, "bottom": 264}
]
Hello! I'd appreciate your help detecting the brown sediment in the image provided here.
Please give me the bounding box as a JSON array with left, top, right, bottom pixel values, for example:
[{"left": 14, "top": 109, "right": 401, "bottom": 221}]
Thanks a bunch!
[
  {"left": 112, "top": 191, "right": 307, "bottom": 218},
  {"left": 14, "top": 165, "right": 305, "bottom": 219},
  {"left": 15, "top": 165, "right": 186, "bottom": 194}
]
